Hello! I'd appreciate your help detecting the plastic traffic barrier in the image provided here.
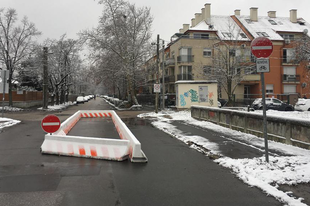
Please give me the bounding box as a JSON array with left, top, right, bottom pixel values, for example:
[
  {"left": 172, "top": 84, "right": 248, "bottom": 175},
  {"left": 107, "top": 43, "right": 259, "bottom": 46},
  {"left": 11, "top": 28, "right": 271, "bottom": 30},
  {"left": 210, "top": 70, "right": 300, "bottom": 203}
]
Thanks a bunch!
[{"left": 41, "top": 110, "right": 147, "bottom": 163}]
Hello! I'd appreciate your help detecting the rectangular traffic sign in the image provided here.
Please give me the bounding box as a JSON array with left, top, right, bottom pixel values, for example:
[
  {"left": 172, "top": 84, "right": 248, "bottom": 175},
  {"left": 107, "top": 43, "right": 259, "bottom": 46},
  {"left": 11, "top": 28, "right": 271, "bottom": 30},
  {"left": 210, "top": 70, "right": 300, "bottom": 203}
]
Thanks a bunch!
[
  {"left": 154, "top": 84, "right": 161, "bottom": 93},
  {"left": 256, "top": 58, "right": 270, "bottom": 73}
]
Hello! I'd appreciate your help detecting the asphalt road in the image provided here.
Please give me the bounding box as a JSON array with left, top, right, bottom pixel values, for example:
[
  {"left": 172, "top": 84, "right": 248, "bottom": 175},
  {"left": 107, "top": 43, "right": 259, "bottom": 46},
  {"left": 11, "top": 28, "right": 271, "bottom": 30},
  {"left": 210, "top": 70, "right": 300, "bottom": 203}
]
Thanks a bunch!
[{"left": 0, "top": 98, "right": 281, "bottom": 206}]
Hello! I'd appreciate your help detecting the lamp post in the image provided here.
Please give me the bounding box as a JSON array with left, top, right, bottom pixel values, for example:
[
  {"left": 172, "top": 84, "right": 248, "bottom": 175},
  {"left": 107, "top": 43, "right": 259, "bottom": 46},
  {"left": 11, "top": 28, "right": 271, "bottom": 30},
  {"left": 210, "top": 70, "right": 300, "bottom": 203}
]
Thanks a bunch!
[
  {"left": 161, "top": 40, "right": 165, "bottom": 110},
  {"left": 43, "top": 47, "right": 49, "bottom": 110},
  {"left": 155, "top": 35, "right": 159, "bottom": 113}
]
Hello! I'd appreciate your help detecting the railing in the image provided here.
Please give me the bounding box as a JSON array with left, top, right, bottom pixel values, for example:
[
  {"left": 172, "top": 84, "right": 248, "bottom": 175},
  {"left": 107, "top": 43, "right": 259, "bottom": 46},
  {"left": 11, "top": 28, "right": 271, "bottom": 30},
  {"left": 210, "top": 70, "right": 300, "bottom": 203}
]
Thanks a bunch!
[
  {"left": 282, "top": 74, "right": 300, "bottom": 82},
  {"left": 177, "top": 55, "right": 194, "bottom": 63},
  {"left": 177, "top": 74, "right": 192, "bottom": 81},
  {"left": 191, "top": 106, "right": 310, "bottom": 150},
  {"left": 165, "top": 58, "right": 175, "bottom": 66},
  {"left": 282, "top": 58, "right": 297, "bottom": 64},
  {"left": 160, "top": 75, "right": 175, "bottom": 83}
]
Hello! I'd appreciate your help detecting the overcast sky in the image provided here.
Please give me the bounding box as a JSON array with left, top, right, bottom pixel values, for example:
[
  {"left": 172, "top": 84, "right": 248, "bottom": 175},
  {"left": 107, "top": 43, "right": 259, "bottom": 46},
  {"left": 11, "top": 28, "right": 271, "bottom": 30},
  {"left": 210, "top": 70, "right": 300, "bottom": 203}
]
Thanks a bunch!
[{"left": 2, "top": 0, "right": 310, "bottom": 43}]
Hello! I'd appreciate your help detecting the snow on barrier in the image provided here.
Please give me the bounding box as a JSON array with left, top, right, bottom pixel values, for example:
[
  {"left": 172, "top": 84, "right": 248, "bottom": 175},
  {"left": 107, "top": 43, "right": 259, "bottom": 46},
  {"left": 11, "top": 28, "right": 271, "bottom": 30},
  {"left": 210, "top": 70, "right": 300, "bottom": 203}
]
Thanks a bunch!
[{"left": 41, "top": 110, "right": 147, "bottom": 163}]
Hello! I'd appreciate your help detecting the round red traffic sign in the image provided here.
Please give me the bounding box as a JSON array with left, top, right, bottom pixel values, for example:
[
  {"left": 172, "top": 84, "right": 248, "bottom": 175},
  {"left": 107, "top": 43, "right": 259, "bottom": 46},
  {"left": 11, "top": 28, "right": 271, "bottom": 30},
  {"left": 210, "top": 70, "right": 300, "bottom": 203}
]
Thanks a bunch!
[
  {"left": 251, "top": 37, "right": 273, "bottom": 58},
  {"left": 41, "top": 115, "right": 61, "bottom": 133}
]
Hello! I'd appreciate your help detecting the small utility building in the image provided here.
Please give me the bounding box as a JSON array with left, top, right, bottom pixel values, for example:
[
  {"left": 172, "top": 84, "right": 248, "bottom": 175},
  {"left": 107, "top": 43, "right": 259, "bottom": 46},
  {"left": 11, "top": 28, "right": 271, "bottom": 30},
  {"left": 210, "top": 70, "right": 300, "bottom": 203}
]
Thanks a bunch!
[{"left": 175, "top": 80, "right": 218, "bottom": 109}]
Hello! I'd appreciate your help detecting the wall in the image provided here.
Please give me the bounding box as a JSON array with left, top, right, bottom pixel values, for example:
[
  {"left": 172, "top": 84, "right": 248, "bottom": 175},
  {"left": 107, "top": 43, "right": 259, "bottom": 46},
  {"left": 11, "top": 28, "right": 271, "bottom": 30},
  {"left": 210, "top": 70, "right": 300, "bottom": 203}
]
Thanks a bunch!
[
  {"left": 176, "top": 81, "right": 218, "bottom": 109},
  {"left": 1, "top": 91, "right": 43, "bottom": 108},
  {"left": 191, "top": 106, "right": 310, "bottom": 150}
]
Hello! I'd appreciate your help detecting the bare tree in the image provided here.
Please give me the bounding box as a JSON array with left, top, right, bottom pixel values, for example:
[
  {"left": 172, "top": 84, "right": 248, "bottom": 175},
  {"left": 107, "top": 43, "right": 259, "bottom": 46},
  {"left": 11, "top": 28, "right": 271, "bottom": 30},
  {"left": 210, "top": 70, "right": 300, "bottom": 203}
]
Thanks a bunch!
[
  {"left": 0, "top": 8, "right": 41, "bottom": 106},
  {"left": 45, "top": 35, "right": 82, "bottom": 105},
  {"left": 81, "top": 0, "right": 153, "bottom": 105},
  {"left": 294, "top": 32, "right": 310, "bottom": 96},
  {"left": 205, "top": 19, "right": 255, "bottom": 105}
]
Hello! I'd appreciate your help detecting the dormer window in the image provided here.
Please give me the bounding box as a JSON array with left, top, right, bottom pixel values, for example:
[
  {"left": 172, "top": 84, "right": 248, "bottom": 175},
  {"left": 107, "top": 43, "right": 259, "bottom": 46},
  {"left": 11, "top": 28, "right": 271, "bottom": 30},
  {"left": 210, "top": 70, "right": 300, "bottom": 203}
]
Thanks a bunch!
[
  {"left": 257, "top": 32, "right": 269, "bottom": 37},
  {"left": 297, "top": 18, "right": 306, "bottom": 26},
  {"left": 268, "top": 19, "right": 277, "bottom": 25},
  {"left": 222, "top": 32, "right": 233, "bottom": 38},
  {"left": 240, "top": 33, "right": 247, "bottom": 38},
  {"left": 245, "top": 19, "right": 252, "bottom": 24}
]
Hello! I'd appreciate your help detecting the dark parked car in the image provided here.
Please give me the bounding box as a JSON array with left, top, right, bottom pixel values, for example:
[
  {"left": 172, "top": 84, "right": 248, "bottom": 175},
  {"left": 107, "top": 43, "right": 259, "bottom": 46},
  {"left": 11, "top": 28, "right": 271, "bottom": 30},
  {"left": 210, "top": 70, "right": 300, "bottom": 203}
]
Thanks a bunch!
[{"left": 251, "top": 98, "right": 294, "bottom": 111}]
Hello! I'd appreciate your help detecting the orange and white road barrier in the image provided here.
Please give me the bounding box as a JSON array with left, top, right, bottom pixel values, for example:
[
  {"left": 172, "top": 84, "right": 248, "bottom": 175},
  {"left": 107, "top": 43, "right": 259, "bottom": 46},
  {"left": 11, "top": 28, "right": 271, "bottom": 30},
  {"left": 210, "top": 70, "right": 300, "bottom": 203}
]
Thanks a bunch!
[{"left": 41, "top": 110, "right": 147, "bottom": 163}]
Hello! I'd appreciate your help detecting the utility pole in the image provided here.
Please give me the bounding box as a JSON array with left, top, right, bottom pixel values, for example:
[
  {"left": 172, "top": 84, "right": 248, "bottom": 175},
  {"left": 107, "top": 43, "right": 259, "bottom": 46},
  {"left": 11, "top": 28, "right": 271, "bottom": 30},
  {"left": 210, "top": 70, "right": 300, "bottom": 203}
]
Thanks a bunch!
[
  {"left": 161, "top": 40, "right": 165, "bottom": 110},
  {"left": 155, "top": 35, "right": 159, "bottom": 113},
  {"left": 43, "top": 47, "right": 48, "bottom": 109}
]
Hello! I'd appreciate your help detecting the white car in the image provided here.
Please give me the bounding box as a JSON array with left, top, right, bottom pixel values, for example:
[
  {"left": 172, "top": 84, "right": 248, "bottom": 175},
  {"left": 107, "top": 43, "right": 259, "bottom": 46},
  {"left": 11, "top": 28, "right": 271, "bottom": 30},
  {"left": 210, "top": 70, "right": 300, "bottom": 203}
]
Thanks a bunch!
[
  {"left": 295, "top": 98, "right": 310, "bottom": 111},
  {"left": 76, "top": 96, "right": 85, "bottom": 104}
]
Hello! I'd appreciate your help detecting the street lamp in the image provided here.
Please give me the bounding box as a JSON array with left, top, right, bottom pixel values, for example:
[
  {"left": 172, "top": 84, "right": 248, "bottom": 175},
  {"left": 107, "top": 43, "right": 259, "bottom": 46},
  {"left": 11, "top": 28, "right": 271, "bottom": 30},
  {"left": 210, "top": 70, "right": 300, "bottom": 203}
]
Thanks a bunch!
[{"left": 152, "top": 35, "right": 166, "bottom": 113}]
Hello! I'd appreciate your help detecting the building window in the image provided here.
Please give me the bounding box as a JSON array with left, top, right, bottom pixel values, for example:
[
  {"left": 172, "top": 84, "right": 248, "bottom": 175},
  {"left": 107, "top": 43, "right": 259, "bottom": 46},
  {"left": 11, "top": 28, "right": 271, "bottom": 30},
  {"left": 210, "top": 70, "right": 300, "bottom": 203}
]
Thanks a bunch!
[
  {"left": 178, "top": 66, "right": 192, "bottom": 80},
  {"left": 245, "top": 19, "right": 252, "bottom": 24},
  {"left": 178, "top": 47, "right": 193, "bottom": 62},
  {"left": 203, "top": 48, "right": 212, "bottom": 57},
  {"left": 193, "top": 33, "right": 209, "bottom": 39},
  {"left": 244, "top": 67, "right": 256, "bottom": 75},
  {"left": 284, "top": 85, "right": 296, "bottom": 94},
  {"left": 222, "top": 32, "right": 233, "bottom": 38},
  {"left": 201, "top": 34, "right": 209, "bottom": 39},
  {"left": 280, "top": 34, "right": 294, "bottom": 40},
  {"left": 257, "top": 32, "right": 269, "bottom": 37},
  {"left": 266, "top": 84, "right": 274, "bottom": 94},
  {"left": 283, "top": 49, "right": 295, "bottom": 63},
  {"left": 268, "top": 19, "right": 277, "bottom": 25},
  {"left": 240, "top": 33, "right": 247, "bottom": 38}
]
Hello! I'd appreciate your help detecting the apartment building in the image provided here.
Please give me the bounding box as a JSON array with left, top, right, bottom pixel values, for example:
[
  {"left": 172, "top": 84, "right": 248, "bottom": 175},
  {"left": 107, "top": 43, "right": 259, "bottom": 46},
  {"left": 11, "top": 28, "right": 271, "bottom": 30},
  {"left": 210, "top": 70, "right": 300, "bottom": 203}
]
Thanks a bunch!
[{"left": 145, "top": 3, "right": 310, "bottom": 104}]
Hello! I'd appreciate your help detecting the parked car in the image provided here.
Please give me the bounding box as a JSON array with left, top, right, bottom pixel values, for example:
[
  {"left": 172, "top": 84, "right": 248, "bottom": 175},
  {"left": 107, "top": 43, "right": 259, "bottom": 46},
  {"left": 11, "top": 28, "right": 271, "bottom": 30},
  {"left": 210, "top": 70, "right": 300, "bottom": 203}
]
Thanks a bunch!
[
  {"left": 295, "top": 98, "right": 310, "bottom": 111},
  {"left": 251, "top": 98, "right": 294, "bottom": 111},
  {"left": 76, "top": 96, "right": 85, "bottom": 104}
]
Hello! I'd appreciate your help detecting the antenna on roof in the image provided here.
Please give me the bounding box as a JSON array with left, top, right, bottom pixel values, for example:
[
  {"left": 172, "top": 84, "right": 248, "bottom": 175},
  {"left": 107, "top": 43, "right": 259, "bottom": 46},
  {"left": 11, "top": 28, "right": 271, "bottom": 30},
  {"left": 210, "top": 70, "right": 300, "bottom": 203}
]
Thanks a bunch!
[{"left": 303, "top": 29, "right": 308, "bottom": 34}]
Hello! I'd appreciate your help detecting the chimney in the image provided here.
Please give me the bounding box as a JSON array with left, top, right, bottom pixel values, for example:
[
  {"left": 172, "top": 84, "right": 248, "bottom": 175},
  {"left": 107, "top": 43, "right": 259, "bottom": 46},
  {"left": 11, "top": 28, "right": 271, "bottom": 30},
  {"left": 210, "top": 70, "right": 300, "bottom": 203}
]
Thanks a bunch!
[
  {"left": 268, "top": 11, "right": 276, "bottom": 18},
  {"left": 201, "top": 8, "right": 206, "bottom": 20},
  {"left": 234, "top": 9, "right": 241, "bottom": 16},
  {"left": 250, "top": 7, "right": 258, "bottom": 22},
  {"left": 183, "top": 24, "right": 190, "bottom": 32},
  {"left": 195, "top": 13, "right": 202, "bottom": 25},
  {"left": 179, "top": 29, "right": 184, "bottom": 34},
  {"left": 191, "top": 18, "right": 195, "bottom": 27},
  {"left": 204, "top": 3, "right": 211, "bottom": 23},
  {"left": 290, "top": 9, "right": 297, "bottom": 23}
]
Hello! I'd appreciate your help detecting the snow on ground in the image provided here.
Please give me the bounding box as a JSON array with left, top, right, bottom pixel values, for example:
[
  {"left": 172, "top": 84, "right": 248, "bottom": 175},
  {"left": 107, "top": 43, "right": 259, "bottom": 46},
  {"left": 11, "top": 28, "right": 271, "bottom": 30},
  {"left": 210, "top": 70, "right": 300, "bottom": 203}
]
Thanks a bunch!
[
  {"left": 0, "top": 102, "right": 76, "bottom": 130},
  {"left": 138, "top": 110, "right": 310, "bottom": 206},
  {"left": 37, "top": 101, "right": 76, "bottom": 111},
  {"left": 0, "top": 117, "right": 20, "bottom": 130},
  {"left": 0, "top": 106, "right": 23, "bottom": 112}
]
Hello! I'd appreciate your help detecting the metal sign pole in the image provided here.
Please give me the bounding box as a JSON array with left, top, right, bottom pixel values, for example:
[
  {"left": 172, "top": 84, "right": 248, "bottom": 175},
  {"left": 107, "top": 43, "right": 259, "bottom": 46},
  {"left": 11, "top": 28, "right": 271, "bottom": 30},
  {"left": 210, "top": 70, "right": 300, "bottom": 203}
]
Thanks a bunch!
[
  {"left": 2, "top": 70, "right": 6, "bottom": 118},
  {"left": 260, "top": 72, "right": 269, "bottom": 163}
]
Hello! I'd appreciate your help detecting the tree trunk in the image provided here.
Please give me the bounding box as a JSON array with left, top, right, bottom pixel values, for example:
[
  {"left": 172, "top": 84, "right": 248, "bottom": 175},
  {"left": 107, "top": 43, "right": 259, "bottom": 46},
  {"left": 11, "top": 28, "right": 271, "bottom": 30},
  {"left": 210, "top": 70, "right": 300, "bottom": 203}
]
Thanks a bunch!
[
  {"left": 55, "top": 85, "right": 59, "bottom": 105},
  {"left": 8, "top": 63, "right": 13, "bottom": 107}
]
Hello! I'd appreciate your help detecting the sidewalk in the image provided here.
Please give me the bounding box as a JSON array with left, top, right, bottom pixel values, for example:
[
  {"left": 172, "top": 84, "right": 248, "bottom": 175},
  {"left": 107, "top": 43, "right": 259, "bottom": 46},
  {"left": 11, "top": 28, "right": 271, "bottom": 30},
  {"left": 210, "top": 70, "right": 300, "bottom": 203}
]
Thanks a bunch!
[{"left": 138, "top": 110, "right": 310, "bottom": 206}]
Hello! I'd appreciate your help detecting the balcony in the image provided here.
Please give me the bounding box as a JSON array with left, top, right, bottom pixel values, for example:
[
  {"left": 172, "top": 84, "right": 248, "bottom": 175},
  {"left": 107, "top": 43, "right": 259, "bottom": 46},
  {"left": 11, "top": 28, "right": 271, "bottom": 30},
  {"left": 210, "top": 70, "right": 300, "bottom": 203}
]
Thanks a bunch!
[
  {"left": 177, "top": 55, "right": 194, "bottom": 63},
  {"left": 160, "top": 75, "right": 175, "bottom": 83},
  {"left": 242, "top": 74, "right": 260, "bottom": 82},
  {"left": 282, "top": 74, "right": 300, "bottom": 83},
  {"left": 177, "top": 74, "right": 192, "bottom": 81},
  {"left": 165, "top": 58, "right": 175, "bottom": 66},
  {"left": 282, "top": 58, "right": 298, "bottom": 65}
]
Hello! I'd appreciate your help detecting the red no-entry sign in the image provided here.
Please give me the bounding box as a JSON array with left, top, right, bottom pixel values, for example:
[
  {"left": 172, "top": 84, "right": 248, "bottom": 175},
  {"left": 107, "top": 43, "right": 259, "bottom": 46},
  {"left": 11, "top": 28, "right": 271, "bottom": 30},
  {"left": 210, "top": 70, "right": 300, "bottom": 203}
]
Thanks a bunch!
[
  {"left": 41, "top": 115, "right": 61, "bottom": 133},
  {"left": 251, "top": 37, "right": 273, "bottom": 58}
]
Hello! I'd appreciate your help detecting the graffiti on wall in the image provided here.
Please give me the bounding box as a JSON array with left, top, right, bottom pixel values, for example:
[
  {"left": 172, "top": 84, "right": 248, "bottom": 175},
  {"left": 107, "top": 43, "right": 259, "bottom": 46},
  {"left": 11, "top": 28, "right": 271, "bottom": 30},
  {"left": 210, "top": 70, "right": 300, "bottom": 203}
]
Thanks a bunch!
[
  {"left": 209, "top": 92, "right": 214, "bottom": 106},
  {"left": 180, "top": 94, "right": 186, "bottom": 106},
  {"left": 179, "top": 87, "right": 215, "bottom": 107},
  {"left": 179, "top": 89, "right": 198, "bottom": 106}
]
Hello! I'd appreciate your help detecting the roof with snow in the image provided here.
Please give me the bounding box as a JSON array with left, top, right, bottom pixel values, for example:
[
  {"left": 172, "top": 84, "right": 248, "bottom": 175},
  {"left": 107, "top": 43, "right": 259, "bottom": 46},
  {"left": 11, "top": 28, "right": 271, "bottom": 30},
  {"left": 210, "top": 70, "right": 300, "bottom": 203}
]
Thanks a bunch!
[
  {"left": 236, "top": 15, "right": 310, "bottom": 40},
  {"left": 188, "top": 15, "right": 251, "bottom": 41}
]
